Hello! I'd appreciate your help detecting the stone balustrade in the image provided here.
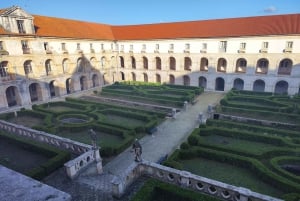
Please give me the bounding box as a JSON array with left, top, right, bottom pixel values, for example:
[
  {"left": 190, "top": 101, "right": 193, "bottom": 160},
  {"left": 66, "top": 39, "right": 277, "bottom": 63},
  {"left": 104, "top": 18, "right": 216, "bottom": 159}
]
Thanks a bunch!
[
  {"left": 0, "top": 120, "right": 92, "bottom": 154},
  {"left": 112, "top": 160, "right": 282, "bottom": 201},
  {"left": 64, "top": 148, "right": 103, "bottom": 179},
  {"left": 0, "top": 120, "right": 103, "bottom": 179}
]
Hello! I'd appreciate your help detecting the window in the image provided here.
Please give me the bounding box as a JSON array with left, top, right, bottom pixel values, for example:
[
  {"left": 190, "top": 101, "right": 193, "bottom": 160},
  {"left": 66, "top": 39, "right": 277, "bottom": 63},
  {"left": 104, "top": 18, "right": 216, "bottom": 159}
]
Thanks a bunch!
[
  {"left": 0, "top": 61, "right": 8, "bottom": 77},
  {"left": 185, "top": 43, "right": 190, "bottom": 50},
  {"left": 77, "top": 43, "right": 81, "bottom": 50},
  {"left": 240, "top": 43, "right": 246, "bottom": 49},
  {"left": 286, "top": 41, "right": 293, "bottom": 49},
  {"left": 202, "top": 43, "right": 207, "bottom": 50},
  {"left": 219, "top": 41, "right": 227, "bottom": 52},
  {"left": 130, "top": 44, "right": 133, "bottom": 51},
  {"left": 0, "top": 41, "right": 3, "bottom": 50},
  {"left": 24, "top": 61, "right": 32, "bottom": 75},
  {"left": 155, "top": 44, "right": 159, "bottom": 50},
  {"left": 101, "top": 44, "right": 104, "bottom": 50},
  {"left": 90, "top": 43, "right": 93, "bottom": 49},
  {"left": 45, "top": 60, "right": 52, "bottom": 75},
  {"left": 262, "top": 42, "right": 269, "bottom": 49},
  {"left": 44, "top": 42, "right": 49, "bottom": 50},
  {"left": 169, "top": 44, "right": 174, "bottom": 50},
  {"left": 21, "top": 40, "right": 28, "bottom": 49},
  {"left": 61, "top": 43, "right": 66, "bottom": 51},
  {"left": 142, "top": 44, "right": 146, "bottom": 51},
  {"left": 17, "top": 20, "right": 26, "bottom": 34}
]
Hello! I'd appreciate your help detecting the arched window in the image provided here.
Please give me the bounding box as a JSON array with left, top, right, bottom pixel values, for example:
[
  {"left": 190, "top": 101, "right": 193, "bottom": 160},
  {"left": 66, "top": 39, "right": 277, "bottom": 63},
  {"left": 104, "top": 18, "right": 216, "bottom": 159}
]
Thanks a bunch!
[
  {"left": 235, "top": 58, "right": 247, "bottom": 73},
  {"left": 45, "top": 59, "right": 52, "bottom": 75},
  {"left": 183, "top": 75, "right": 190, "bottom": 86},
  {"left": 169, "top": 57, "right": 176, "bottom": 70},
  {"left": 200, "top": 58, "right": 208, "bottom": 71},
  {"left": 24, "top": 60, "right": 33, "bottom": 75},
  {"left": 156, "top": 74, "right": 161, "bottom": 83},
  {"left": 119, "top": 56, "right": 125, "bottom": 68},
  {"left": 131, "top": 56, "right": 136, "bottom": 69},
  {"left": 184, "top": 57, "right": 192, "bottom": 71},
  {"left": 278, "top": 59, "right": 292, "bottom": 75},
  {"left": 156, "top": 57, "right": 161, "bottom": 70},
  {"left": 143, "top": 56, "right": 148, "bottom": 69},
  {"left": 169, "top": 74, "right": 175, "bottom": 84},
  {"left": 0, "top": 61, "right": 9, "bottom": 77},
  {"left": 256, "top": 59, "right": 269, "bottom": 74},
  {"left": 253, "top": 79, "right": 265, "bottom": 92},
  {"left": 274, "top": 81, "right": 288, "bottom": 94},
  {"left": 217, "top": 58, "right": 227, "bottom": 72}
]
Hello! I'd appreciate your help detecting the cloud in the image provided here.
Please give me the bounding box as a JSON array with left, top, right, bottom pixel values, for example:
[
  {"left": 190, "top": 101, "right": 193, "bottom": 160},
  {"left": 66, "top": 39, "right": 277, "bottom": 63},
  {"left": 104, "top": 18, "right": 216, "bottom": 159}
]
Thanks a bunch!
[{"left": 264, "top": 6, "right": 277, "bottom": 13}]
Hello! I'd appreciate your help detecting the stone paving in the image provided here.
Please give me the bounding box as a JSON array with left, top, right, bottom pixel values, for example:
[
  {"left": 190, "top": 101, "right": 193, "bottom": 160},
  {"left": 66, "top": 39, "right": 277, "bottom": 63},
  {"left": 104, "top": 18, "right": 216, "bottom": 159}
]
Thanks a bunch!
[{"left": 43, "top": 92, "right": 224, "bottom": 201}]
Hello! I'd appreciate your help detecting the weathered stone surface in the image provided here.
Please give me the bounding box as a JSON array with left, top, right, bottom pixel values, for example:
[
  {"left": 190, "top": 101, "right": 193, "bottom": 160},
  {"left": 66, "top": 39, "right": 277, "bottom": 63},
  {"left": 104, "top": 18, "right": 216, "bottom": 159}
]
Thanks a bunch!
[{"left": 0, "top": 165, "right": 71, "bottom": 201}]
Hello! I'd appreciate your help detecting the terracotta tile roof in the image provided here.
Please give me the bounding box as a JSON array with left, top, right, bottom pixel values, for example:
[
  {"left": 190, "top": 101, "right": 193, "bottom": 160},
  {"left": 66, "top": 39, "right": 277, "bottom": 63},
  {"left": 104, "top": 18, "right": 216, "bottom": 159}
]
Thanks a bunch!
[
  {"left": 33, "top": 15, "right": 114, "bottom": 40},
  {"left": 111, "top": 14, "right": 300, "bottom": 40}
]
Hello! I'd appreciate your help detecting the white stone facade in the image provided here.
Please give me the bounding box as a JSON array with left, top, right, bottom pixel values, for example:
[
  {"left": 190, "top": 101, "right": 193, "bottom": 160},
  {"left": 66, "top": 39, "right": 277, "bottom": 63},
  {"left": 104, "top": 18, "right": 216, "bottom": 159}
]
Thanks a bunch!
[{"left": 0, "top": 6, "right": 299, "bottom": 110}]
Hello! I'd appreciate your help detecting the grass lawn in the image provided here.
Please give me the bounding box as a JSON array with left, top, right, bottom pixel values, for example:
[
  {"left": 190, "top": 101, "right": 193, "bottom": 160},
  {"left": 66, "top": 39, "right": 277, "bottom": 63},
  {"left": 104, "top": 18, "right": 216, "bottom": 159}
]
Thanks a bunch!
[
  {"left": 57, "top": 129, "right": 124, "bottom": 147},
  {"left": 180, "top": 157, "right": 283, "bottom": 197},
  {"left": 8, "top": 116, "right": 43, "bottom": 127},
  {"left": 47, "top": 105, "right": 82, "bottom": 113},
  {"left": 105, "top": 114, "right": 146, "bottom": 128},
  {"left": 200, "top": 134, "right": 278, "bottom": 155}
]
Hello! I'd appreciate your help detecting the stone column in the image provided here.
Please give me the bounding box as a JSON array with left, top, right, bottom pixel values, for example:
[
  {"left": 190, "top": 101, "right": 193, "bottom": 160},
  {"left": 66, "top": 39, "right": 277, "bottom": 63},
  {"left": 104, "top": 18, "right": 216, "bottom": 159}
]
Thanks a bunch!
[{"left": 94, "top": 148, "right": 103, "bottom": 174}]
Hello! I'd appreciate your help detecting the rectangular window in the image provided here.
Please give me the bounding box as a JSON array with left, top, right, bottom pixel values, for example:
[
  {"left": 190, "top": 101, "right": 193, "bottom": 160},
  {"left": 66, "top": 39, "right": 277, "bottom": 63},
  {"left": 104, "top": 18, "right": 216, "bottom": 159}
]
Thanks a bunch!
[
  {"left": 17, "top": 20, "right": 26, "bottom": 34},
  {"left": 0, "top": 62, "right": 8, "bottom": 77},
  {"left": 220, "top": 41, "right": 227, "bottom": 52},
  {"left": 44, "top": 42, "right": 49, "bottom": 50},
  {"left": 101, "top": 43, "right": 104, "bottom": 50},
  {"left": 77, "top": 43, "right": 81, "bottom": 50},
  {"left": 130, "top": 44, "right": 133, "bottom": 51},
  {"left": 61, "top": 43, "right": 66, "bottom": 50},
  {"left": 185, "top": 43, "right": 190, "bottom": 49},
  {"left": 90, "top": 43, "right": 93, "bottom": 49},
  {"left": 155, "top": 44, "right": 159, "bottom": 50},
  {"left": 262, "top": 42, "right": 269, "bottom": 49},
  {"left": 240, "top": 42, "right": 246, "bottom": 49},
  {"left": 0, "top": 41, "right": 3, "bottom": 50},
  {"left": 202, "top": 43, "right": 207, "bottom": 50},
  {"left": 286, "top": 41, "right": 293, "bottom": 48},
  {"left": 142, "top": 44, "right": 146, "bottom": 50},
  {"left": 21, "top": 40, "right": 28, "bottom": 49},
  {"left": 169, "top": 44, "right": 174, "bottom": 50}
]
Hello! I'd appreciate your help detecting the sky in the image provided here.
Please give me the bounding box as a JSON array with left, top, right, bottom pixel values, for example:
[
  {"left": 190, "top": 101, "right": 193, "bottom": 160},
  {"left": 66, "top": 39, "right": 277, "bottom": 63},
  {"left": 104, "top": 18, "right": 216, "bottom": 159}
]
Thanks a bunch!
[{"left": 1, "top": 0, "right": 300, "bottom": 25}]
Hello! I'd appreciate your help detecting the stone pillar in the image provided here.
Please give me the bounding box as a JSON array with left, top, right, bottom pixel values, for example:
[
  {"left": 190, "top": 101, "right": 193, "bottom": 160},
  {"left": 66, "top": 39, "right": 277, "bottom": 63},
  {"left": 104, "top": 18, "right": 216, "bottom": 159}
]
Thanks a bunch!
[
  {"left": 94, "top": 148, "right": 103, "bottom": 174},
  {"left": 171, "top": 108, "right": 177, "bottom": 119},
  {"left": 179, "top": 171, "right": 191, "bottom": 187},
  {"left": 65, "top": 164, "right": 76, "bottom": 179},
  {"left": 183, "top": 101, "right": 188, "bottom": 111},
  {"left": 111, "top": 177, "right": 124, "bottom": 198}
]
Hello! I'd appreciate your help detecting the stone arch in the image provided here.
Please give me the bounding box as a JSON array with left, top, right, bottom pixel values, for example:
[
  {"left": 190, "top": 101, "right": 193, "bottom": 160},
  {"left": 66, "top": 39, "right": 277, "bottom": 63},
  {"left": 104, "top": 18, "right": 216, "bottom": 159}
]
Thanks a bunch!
[
  {"left": 215, "top": 77, "right": 225, "bottom": 91},
  {"left": 169, "top": 57, "right": 176, "bottom": 70},
  {"left": 29, "top": 83, "right": 43, "bottom": 102},
  {"left": 143, "top": 73, "right": 148, "bottom": 82},
  {"left": 200, "top": 57, "right": 208, "bottom": 71},
  {"left": 184, "top": 57, "right": 192, "bottom": 71},
  {"left": 92, "top": 74, "right": 100, "bottom": 87},
  {"left": 6, "top": 86, "right": 21, "bottom": 107},
  {"left": 155, "top": 57, "right": 161, "bottom": 70},
  {"left": 143, "top": 56, "right": 148, "bottom": 69},
  {"left": 131, "top": 56, "right": 136, "bottom": 69},
  {"left": 119, "top": 56, "right": 125, "bottom": 68},
  {"left": 169, "top": 74, "right": 175, "bottom": 84},
  {"left": 278, "top": 58, "right": 292, "bottom": 75},
  {"left": 274, "top": 80, "right": 288, "bottom": 94},
  {"left": 256, "top": 58, "right": 269, "bottom": 74},
  {"left": 49, "top": 80, "right": 60, "bottom": 97},
  {"left": 217, "top": 58, "right": 227, "bottom": 72},
  {"left": 131, "top": 72, "right": 136, "bottom": 81},
  {"left": 80, "top": 76, "right": 88, "bottom": 90},
  {"left": 156, "top": 74, "right": 161, "bottom": 83},
  {"left": 235, "top": 58, "right": 247, "bottom": 73},
  {"left": 253, "top": 79, "right": 265, "bottom": 92},
  {"left": 233, "top": 78, "right": 244, "bottom": 90},
  {"left": 66, "top": 78, "right": 73, "bottom": 94},
  {"left": 198, "top": 76, "right": 207, "bottom": 89},
  {"left": 183, "top": 75, "right": 190, "bottom": 86},
  {"left": 120, "top": 71, "right": 125, "bottom": 81}
]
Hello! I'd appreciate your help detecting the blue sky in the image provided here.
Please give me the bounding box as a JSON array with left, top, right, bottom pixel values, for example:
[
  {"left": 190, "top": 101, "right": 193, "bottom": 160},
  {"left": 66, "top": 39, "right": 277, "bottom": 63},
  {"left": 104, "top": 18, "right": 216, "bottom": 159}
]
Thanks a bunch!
[{"left": 1, "top": 0, "right": 300, "bottom": 25}]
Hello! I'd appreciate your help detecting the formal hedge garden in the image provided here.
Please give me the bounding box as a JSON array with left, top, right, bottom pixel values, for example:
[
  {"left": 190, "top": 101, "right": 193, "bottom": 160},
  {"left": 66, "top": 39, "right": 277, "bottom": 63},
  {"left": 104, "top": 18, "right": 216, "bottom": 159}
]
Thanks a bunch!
[
  {"left": 164, "top": 89, "right": 300, "bottom": 200},
  {"left": 99, "top": 81, "right": 203, "bottom": 107}
]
